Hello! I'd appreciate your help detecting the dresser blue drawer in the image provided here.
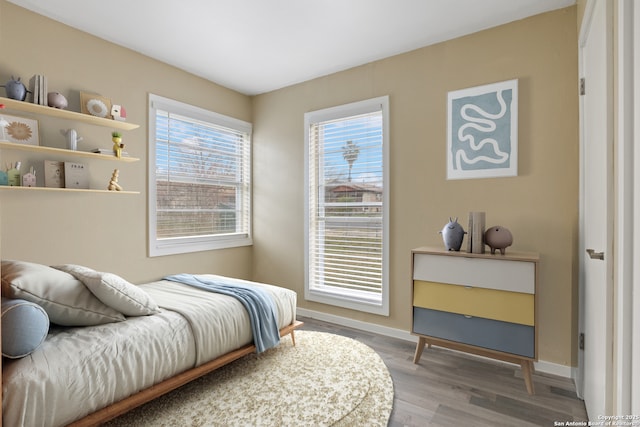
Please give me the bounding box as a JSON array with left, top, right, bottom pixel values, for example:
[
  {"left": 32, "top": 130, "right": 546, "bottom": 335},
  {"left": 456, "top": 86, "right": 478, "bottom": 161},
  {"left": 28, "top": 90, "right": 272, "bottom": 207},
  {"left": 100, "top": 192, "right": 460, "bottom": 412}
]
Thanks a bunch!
[{"left": 413, "top": 307, "right": 534, "bottom": 358}]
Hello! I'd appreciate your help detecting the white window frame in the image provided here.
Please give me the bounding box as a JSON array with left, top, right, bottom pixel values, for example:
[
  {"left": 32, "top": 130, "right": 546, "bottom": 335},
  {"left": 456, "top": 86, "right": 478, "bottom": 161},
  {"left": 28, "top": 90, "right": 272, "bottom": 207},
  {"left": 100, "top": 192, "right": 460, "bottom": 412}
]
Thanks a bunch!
[
  {"left": 304, "top": 96, "right": 390, "bottom": 316},
  {"left": 148, "top": 94, "right": 252, "bottom": 257}
]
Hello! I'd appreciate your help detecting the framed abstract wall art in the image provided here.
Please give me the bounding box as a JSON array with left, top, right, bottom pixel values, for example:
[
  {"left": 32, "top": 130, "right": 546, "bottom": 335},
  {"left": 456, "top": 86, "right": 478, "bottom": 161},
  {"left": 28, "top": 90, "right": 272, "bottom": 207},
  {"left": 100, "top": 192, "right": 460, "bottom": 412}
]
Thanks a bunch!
[{"left": 447, "top": 79, "right": 518, "bottom": 180}]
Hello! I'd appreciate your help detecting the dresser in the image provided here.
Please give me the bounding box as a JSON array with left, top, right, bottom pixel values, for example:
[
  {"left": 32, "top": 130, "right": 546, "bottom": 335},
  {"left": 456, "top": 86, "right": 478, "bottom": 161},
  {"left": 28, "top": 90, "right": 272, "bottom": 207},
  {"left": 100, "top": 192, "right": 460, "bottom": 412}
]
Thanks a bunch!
[{"left": 411, "top": 246, "right": 539, "bottom": 394}]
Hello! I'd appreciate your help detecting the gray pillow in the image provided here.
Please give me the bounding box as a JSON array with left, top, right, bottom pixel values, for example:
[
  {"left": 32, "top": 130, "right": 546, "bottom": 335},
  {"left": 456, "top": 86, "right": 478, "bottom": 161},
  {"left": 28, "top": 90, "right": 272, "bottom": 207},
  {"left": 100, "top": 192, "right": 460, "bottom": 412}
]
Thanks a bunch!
[
  {"left": 1, "top": 260, "right": 125, "bottom": 326},
  {"left": 1, "top": 298, "right": 49, "bottom": 358},
  {"left": 55, "top": 264, "right": 160, "bottom": 316}
]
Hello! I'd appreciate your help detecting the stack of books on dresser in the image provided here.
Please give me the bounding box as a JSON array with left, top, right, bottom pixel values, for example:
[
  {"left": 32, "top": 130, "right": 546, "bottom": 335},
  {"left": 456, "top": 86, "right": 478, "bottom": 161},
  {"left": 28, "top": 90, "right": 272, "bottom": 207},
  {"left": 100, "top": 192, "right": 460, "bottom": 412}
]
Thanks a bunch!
[{"left": 466, "top": 211, "right": 486, "bottom": 254}]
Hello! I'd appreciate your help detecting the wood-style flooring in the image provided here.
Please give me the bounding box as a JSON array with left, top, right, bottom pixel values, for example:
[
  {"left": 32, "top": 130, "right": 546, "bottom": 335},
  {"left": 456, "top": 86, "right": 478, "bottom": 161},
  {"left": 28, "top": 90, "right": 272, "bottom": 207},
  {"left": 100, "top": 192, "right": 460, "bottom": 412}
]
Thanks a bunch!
[{"left": 298, "top": 316, "right": 588, "bottom": 427}]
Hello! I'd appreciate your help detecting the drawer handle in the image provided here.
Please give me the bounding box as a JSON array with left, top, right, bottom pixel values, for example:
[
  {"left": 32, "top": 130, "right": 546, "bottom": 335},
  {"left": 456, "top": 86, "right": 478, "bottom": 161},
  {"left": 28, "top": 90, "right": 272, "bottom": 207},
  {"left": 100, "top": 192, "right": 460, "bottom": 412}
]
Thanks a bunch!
[{"left": 464, "top": 315, "right": 473, "bottom": 319}]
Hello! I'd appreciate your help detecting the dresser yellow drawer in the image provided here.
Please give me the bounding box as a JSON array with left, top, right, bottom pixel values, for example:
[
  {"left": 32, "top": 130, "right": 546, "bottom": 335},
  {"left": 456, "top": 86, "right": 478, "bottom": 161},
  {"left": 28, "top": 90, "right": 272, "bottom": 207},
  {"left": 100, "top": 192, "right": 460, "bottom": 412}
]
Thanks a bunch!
[{"left": 413, "top": 280, "right": 534, "bottom": 326}]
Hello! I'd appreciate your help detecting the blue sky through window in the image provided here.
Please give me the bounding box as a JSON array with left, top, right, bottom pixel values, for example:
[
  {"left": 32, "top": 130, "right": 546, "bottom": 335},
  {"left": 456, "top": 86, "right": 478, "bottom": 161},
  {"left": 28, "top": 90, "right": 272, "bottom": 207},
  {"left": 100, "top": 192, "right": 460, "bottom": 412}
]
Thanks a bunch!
[
  {"left": 319, "top": 113, "right": 383, "bottom": 186},
  {"left": 155, "top": 111, "right": 244, "bottom": 184}
]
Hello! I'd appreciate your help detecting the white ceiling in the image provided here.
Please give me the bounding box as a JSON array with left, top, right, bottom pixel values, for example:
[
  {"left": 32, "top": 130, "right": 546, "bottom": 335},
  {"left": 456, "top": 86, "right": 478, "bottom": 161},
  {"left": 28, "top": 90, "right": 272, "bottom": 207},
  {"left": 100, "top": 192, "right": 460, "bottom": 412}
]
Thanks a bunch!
[{"left": 8, "top": 0, "right": 575, "bottom": 95}]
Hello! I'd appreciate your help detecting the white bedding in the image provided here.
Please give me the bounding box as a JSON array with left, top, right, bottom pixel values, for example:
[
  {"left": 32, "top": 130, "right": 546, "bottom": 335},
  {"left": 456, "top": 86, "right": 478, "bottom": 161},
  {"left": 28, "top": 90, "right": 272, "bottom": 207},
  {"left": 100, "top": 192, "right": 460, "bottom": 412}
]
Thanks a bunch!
[
  {"left": 141, "top": 276, "right": 297, "bottom": 365},
  {"left": 2, "top": 277, "right": 297, "bottom": 427}
]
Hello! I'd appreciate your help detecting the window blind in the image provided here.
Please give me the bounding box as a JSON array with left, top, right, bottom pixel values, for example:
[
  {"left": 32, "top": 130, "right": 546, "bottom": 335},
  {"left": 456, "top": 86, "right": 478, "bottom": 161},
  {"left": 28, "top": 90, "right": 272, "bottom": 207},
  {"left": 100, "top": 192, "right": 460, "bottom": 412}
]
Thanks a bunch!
[
  {"left": 307, "top": 109, "right": 384, "bottom": 300},
  {"left": 154, "top": 109, "right": 251, "bottom": 241}
]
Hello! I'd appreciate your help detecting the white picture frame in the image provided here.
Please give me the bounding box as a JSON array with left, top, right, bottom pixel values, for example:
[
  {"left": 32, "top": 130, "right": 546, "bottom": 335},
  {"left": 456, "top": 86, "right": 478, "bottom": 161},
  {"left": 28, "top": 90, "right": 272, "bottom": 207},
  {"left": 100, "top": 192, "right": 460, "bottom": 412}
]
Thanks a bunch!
[
  {"left": 0, "top": 113, "right": 40, "bottom": 146},
  {"left": 447, "top": 79, "right": 518, "bottom": 180}
]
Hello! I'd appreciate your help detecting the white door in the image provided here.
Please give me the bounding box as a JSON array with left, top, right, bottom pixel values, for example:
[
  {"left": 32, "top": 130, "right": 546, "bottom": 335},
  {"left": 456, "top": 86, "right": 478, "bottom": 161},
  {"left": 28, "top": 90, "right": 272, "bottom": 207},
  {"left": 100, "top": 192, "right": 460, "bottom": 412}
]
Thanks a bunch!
[{"left": 578, "top": 0, "right": 613, "bottom": 419}]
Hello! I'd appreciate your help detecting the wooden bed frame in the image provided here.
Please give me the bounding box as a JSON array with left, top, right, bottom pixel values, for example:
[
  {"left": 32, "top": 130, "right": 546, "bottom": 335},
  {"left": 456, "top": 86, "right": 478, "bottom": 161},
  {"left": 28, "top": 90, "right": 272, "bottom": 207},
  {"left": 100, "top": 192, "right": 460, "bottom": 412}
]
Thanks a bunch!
[
  {"left": 1, "top": 318, "right": 303, "bottom": 427},
  {"left": 69, "top": 320, "right": 303, "bottom": 426}
]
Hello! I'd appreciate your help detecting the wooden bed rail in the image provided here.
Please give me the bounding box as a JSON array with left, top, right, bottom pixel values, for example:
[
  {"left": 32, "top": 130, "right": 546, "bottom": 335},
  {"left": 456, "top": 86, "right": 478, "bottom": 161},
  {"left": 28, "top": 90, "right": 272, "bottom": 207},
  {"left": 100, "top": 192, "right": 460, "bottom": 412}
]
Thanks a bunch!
[{"left": 67, "top": 320, "right": 304, "bottom": 427}]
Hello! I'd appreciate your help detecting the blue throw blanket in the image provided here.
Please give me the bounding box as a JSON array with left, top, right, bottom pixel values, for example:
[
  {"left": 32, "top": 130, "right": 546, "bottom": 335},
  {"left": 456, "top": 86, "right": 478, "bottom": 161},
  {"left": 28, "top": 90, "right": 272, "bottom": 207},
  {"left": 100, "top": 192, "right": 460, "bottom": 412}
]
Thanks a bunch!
[{"left": 164, "top": 274, "right": 280, "bottom": 353}]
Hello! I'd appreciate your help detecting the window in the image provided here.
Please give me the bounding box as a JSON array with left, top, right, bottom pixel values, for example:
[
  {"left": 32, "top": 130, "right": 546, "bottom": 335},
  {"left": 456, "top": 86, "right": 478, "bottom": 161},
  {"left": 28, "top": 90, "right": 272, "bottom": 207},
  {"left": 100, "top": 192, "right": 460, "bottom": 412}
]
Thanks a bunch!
[
  {"left": 304, "top": 96, "right": 389, "bottom": 315},
  {"left": 148, "top": 94, "right": 252, "bottom": 256}
]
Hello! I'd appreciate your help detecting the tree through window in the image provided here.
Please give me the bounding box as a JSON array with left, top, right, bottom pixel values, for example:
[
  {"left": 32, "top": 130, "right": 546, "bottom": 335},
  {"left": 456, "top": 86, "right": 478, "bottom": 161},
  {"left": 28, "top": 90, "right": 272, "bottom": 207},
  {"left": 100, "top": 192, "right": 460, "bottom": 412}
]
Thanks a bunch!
[{"left": 148, "top": 94, "right": 252, "bottom": 256}]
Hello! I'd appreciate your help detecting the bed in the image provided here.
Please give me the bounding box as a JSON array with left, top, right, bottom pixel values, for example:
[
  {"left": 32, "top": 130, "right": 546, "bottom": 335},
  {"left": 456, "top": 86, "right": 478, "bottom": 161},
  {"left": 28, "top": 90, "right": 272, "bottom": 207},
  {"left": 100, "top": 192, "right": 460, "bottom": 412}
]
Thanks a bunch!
[{"left": 0, "top": 260, "right": 300, "bottom": 427}]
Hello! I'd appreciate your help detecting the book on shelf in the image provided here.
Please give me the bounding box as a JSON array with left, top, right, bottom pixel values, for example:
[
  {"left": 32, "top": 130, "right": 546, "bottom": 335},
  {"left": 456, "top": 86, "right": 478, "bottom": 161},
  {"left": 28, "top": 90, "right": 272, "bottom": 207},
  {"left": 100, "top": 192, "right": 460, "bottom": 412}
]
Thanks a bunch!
[
  {"left": 28, "top": 75, "right": 48, "bottom": 105},
  {"left": 64, "top": 162, "right": 89, "bottom": 189},
  {"left": 29, "top": 75, "right": 39, "bottom": 104},
  {"left": 44, "top": 160, "right": 65, "bottom": 188},
  {"left": 467, "top": 211, "right": 486, "bottom": 254},
  {"left": 40, "top": 76, "right": 47, "bottom": 106}
]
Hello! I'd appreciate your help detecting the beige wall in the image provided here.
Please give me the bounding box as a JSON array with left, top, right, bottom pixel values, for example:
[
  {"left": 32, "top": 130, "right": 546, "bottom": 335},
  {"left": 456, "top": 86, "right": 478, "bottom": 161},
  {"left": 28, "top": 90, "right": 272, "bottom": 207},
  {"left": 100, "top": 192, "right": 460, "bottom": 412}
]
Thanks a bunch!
[
  {"left": 576, "top": 0, "right": 587, "bottom": 31},
  {"left": 252, "top": 7, "right": 580, "bottom": 366},
  {"left": 0, "top": 2, "right": 580, "bottom": 367},
  {"left": 0, "top": 1, "right": 254, "bottom": 283}
]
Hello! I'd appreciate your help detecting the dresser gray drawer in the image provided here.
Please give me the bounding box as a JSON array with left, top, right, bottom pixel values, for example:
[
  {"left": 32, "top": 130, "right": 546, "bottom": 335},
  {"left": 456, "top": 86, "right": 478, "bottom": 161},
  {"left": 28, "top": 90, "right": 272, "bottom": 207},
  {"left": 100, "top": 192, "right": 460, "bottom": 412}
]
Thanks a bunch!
[{"left": 412, "top": 307, "right": 534, "bottom": 358}]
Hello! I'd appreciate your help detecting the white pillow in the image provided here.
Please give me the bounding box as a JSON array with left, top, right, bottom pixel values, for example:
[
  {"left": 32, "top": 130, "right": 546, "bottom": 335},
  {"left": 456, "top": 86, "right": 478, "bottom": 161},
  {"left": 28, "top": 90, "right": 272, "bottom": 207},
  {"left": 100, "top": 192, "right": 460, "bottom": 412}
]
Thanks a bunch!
[
  {"left": 1, "top": 260, "right": 125, "bottom": 326},
  {"left": 55, "top": 264, "right": 160, "bottom": 316}
]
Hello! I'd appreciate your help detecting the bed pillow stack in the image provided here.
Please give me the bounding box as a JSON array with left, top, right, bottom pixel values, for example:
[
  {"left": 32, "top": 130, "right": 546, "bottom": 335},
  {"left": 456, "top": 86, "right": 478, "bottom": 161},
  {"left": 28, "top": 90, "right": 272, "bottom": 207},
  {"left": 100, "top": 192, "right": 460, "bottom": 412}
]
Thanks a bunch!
[
  {"left": 54, "top": 264, "right": 160, "bottom": 316},
  {"left": 1, "top": 260, "right": 126, "bottom": 326},
  {"left": 1, "top": 260, "right": 160, "bottom": 358}
]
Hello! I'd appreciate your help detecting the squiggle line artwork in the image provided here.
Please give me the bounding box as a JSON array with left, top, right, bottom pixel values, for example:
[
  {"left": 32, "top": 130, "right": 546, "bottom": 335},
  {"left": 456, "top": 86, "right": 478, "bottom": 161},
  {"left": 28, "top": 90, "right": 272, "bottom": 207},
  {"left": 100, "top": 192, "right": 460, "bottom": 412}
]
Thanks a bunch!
[
  {"left": 447, "top": 79, "right": 517, "bottom": 179},
  {"left": 455, "top": 89, "right": 510, "bottom": 170}
]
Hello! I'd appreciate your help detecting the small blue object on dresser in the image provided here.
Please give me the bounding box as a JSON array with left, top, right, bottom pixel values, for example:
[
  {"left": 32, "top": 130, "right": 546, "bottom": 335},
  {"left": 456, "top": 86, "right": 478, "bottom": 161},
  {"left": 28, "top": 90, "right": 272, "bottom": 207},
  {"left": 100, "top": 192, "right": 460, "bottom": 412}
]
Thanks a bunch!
[
  {"left": 1, "top": 298, "right": 49, "bottom": 358},
  {"left": 439, "top": 217, "right": 467, "bottom": 251},
  {"left": 0, "top": 170, "right": 7, "bottom": 186}
]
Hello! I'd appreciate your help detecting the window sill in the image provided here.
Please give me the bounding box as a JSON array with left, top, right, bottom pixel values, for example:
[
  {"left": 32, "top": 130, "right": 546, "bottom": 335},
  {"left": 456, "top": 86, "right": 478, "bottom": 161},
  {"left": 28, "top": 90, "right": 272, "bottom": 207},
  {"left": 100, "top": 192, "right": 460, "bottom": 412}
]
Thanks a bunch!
[
  {"left": 305, "top": 287, "right": 389, "bottom": 316},
  {"left": 149, "top": 235, "right": 252, "bottom": 257}
]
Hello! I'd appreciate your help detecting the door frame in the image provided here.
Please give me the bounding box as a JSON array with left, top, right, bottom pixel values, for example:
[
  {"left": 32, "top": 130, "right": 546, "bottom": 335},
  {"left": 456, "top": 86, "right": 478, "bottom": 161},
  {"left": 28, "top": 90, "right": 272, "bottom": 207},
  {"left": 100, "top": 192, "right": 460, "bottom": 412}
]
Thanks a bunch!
[
  {"left": 614, "top": 0, "right": 636, "bottom": 415},
  {"left": 630, "top": 0, "right": 640, "bottom": 415},
  {"left": 577, "top": 0, "right": 614, "bottom": 413},
  {"left": 619, "top": 0, "right": 640, "bottom": 414}
]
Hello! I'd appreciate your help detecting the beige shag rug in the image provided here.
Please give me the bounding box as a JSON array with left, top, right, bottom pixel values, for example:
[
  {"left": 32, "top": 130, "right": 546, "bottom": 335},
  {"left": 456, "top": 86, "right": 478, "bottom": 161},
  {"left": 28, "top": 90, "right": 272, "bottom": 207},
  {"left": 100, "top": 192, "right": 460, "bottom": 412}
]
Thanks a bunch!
[{"left": 105, "top": 330, "right": 394, "bottom": 426}]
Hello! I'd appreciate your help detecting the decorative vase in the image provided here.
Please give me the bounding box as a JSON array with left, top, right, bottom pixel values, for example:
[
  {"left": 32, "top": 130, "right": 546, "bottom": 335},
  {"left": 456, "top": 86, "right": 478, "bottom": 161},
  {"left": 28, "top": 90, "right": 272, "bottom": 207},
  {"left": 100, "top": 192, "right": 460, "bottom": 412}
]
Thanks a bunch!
[
  {"left": 60, "top": 129, "right": 83, "bottom": 151},
  {"left": 484, "top": 226, "right": 513, "bottom": 255},
  {"left": 47, "top": 92, "right": 68, "bottom": 109},
  {"left": 3, "top": 76, "right": 28, "bottom": 101},
  {"left": 439, "top": 217, "right": 466, "bottom": 251}
]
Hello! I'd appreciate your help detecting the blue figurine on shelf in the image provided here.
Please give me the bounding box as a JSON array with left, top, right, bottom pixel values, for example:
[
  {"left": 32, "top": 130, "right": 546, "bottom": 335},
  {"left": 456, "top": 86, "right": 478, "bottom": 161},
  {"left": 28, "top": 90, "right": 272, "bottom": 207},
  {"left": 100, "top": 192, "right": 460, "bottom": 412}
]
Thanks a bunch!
[
  {"left": 1, "top": 76, "right": 29, "bottom": 101},
  {"left": 439, "top": 217, "right": 467, "bottom": 251}
]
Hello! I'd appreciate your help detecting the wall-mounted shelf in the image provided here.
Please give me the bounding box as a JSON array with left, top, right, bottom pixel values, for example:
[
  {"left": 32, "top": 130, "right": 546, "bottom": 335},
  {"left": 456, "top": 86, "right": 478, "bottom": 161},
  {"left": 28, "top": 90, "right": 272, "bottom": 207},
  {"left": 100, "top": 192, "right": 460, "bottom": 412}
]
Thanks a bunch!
[
  {"left": 0, "top": 96, "right": 139, "bottom": 131},
  {"left": 0, "top": 141, "right": 140, "bottom": 162},
  {"left": 0, "top": 96, "right": 140, "bottom": 195},
  {"left": 0, "top": 186, "right": 139, "bottom": 195}
]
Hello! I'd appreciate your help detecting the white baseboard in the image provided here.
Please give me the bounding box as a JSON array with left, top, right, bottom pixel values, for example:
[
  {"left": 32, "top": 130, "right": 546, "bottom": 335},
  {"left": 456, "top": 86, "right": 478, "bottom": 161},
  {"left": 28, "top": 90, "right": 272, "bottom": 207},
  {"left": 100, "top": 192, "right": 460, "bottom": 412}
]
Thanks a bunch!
[{"left": 297, "top": 307, "right": 574, "bottom": 379}]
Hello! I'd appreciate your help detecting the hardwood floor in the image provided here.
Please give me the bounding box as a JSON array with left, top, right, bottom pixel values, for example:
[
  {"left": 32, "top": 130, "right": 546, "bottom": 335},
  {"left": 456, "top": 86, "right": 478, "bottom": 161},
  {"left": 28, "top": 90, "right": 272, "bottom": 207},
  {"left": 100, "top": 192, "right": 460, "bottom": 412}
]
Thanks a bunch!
[{"left": 298, "top": 316, "right": 588, "bottom": 427}]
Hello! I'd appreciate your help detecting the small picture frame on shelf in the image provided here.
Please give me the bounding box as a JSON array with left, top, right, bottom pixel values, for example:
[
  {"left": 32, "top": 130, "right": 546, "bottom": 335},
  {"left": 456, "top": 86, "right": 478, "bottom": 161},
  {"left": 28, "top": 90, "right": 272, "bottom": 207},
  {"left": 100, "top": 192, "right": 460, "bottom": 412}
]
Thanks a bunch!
[
  {"left": 44, "top": 160, "right": 65, "bottom": 188},
  {"left": 64, "top": 162, "right": 89, "bottom": 189},
  {"left": 0, "top": 113, "right": 39, "bottom": 146},
  {"left": 80, "top": 92, "right": 112, "bottom": 119}
]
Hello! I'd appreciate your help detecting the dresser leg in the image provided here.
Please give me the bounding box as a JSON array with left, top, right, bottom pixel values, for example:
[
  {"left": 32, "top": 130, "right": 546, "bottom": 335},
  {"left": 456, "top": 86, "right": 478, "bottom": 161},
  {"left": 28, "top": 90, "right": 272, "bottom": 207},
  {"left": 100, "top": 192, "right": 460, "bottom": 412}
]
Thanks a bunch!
[
  {"left": 413, "top": 336, "right": 427, "bottom": 363},
  {"left": 520, "top": 360, "right": 535, "bottom": 395}
]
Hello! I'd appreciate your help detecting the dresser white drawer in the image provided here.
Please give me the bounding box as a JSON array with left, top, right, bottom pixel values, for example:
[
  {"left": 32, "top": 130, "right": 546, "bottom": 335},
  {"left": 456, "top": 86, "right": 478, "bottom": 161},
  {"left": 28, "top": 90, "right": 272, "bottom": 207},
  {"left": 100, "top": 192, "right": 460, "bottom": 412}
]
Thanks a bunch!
[{"left": 413, "top": 254, "right": 535, "bottom": 294}]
